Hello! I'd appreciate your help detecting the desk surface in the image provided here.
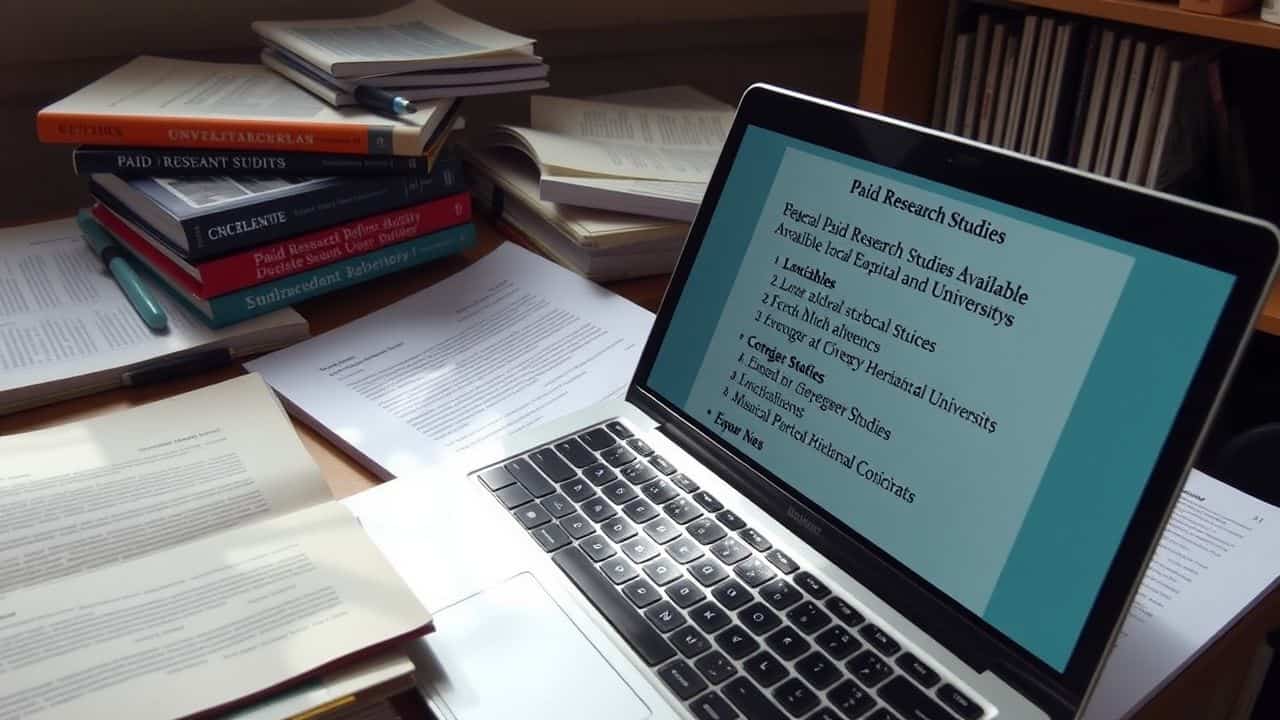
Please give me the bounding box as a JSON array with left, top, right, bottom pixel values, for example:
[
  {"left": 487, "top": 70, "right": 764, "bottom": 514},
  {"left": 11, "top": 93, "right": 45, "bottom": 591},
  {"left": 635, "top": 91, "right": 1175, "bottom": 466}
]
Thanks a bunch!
[{"left": 1, "top": 216, "right": 1276, "bottom": 720}]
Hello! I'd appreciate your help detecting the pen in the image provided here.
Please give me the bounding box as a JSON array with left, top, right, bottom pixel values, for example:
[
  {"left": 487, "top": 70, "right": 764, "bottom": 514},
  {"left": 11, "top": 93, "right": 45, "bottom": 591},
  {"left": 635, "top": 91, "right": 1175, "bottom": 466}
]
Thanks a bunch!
[
  {"left": 353, "top": 84, "right": 417, "bottom": 115},
  {"left": 76, "top": 209, "right": 168, "bottom": 331}
]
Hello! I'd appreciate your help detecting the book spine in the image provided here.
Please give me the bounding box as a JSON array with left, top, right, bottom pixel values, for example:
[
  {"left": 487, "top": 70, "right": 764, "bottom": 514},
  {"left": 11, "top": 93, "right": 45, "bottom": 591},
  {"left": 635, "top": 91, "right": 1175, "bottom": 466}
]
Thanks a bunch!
[
  {"left": 182, "top": 156, "right": 464, "bottom": 258},
  {"left": 71, "top": 146, "right": 434, "bottom": 177},
  {"left": 38, "top": 112, "right": 391, "bottom": 155},
  {"left": 200, "top": 223, "right": 476, "bottom": 327}
]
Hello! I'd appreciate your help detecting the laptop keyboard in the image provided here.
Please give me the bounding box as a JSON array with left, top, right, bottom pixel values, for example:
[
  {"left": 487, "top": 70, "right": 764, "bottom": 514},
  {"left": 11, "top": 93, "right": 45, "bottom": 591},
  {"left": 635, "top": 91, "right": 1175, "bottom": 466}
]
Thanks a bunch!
[{"left": 475, "top": 420, "right": 985, "bottom": 720}]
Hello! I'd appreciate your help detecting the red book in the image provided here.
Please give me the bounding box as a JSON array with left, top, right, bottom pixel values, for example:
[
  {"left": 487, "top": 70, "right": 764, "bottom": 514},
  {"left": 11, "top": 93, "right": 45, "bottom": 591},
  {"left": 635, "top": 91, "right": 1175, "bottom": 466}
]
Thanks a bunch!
[{"left": 92, "top": 193, "right": 471, "bottom": 298}]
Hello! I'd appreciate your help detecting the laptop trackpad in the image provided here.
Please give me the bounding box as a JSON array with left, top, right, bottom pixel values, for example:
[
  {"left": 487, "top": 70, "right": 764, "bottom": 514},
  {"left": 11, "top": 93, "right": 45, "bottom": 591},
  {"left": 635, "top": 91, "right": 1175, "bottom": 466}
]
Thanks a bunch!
[{"left": 414, "top": 572, "right": 651, "bottom": 720}]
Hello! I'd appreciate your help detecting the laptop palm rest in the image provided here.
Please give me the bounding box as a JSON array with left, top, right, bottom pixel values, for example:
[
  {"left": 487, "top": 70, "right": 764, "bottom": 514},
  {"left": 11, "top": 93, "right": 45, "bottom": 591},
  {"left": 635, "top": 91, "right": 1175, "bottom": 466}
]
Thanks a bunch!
[{"left": 411, "top": 572, "right": 651, "bottom": 720}]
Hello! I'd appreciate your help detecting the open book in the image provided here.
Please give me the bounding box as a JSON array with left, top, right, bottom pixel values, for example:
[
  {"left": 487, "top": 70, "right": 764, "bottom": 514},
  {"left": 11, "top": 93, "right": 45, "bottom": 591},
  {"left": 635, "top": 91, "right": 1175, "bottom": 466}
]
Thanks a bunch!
[{"left": 0, "top": 374, "right": 432, "bottom": 720}]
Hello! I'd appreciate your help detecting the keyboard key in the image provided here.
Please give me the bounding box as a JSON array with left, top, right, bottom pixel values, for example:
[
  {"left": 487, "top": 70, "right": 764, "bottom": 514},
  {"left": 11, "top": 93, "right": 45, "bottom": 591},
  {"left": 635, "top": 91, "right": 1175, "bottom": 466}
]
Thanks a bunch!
[
  {"left": 623, "top": 578, "right": 662, "bottom": 608},
  {"left": 665, "top": 497, "right": 704, "bottom": 525},
  {"left": 551, "top": 547, "right": 675, "bottom": 666},
  {"left": 645, "top": 600, "right": 686, "bottom": 633},
  {"left": 640, "top": 518, "right": 679, "bottom": 545},
  {"left": 621, "top": 461, "right": 658, "bottom": 485},
  {"left": 787, "top": 601, "right": 833, "bottom": 634},
  {"left": 760, "top": 579, "right": 803, "bottom": 611},
  {"left": 717, "top": 509, "right": 746, "bottom": 531},
  {"left": 561, "top": 478, "right": 596, "bottom": 502},
  {"left": 734, "top": 556, "right": 778, "bottom": 587},
  {"left": 739, "top": 528, "right": 772, "bottom": 552},
  {"left": 476, "top": 467, "right": 514, "bottom": 491},
  {"left": 670, "top": 473, "right": 700, "bottom": 493},
  {"left": 650, "top": 454, "right": 678, "bottom": 475},
  {"left": 507, "top": 457, "right": 555, "bottom": 496},
  {"left": 690, "top": 601, "right": 733, "bottom": 633},
  {"left": 688, "top": 558, "right": 730, "bottom": 587},
  {"left": 583, "top": 463, "right": 617, "bottom": 486},
  {"left": 540, "top": 493, "right": 575, "bottom": 518},
  {"left": 602, "top": 445, "right": 636, "bottom": 468},
  {"left": 824, "top": 597, "right": 865, "bottom": 628},
  {"left": 710, "top": 536, "right": 752, "bottom": 565},
  {"left": 743, "top": 651, "right": 788, "bottom": 687},
  {"left": 667, "top": 578, "right": 707, "bottom": 608},
  {"left": 602, "top": 558, "right": 638, "bottom": 584},
  {"left": 658, "top": 659, "right": 707, "bottom": 700},
  {"left": 738, "top": 602, "right": 783, "bottom": 635},
  {"left": 561, "top": 513, "right": 593, "bottom": 539},
  {"left": 847, "top": 650, "right": 893, "bottom": 687},
  {"left": 601, "top": 517, "right": 637, "bottom": 542},
  {"left": 494, "top": 484, "right": 533, "bottom": 509},
  {"left": 858, "top": 624, "right": 900, "bottom": 657},
  {"left": 793, "top": 571, "right": 831, "bottom": 599},
  {"left": 896, "top": 652, "right": 940, "bottom": 689},
  {"left": 828, "top": 680, "right": 874, "bottom": 719},
  {"left": 531, "top": 523, "right": 570, "bottom": 552},
  {"left": 529, "top": 447, "right": 576, "bottom": 482},
  {"left": 688, "top": 517, "right": 728, "bottom": 545},
  {"left": 605, "top": 420, "right": 634, "bottom": 439},
  {"left": 641, "top": 478, "right": 680, "bottom": 504},
  {"left": 644, "top": 556, "right": 683, "bottom": 586},
  {"left": 691, "top": 691, "right": 740, "bottom": 720},
  {"left": 723, "top": 677, "right": 787, "bottom": 720},
  {"left": 579, "top": 427, "right": 616, "bottom": 451},
  {"left": 766, "top": 625, "right": 811, "bottom": 661},
  {"left": 673, "top": 625, "right": 712, "bottom": 658},
  {"left": 622, "top": 536, "right": 661, "bottom": 563},
  {"left": 866, "top": 709, "right": 899, "bottom": 720},
  {"left": 807, "top": 708, "right": 844, "bottom": 720},
  {"left": 773, "top": 678, "right": 820, "bottom": 718},
  {"left": 715, "top": 625, "right": 761, "bottom": 660},
  {"left": 765, "top": 549, "right": 799, "bottom": 575},
  {"left": 694, "top": 650, "right": 737, "bottom": 685},
  {"left": 553, "top": 437, "right": 596, "bottom": 468},
  {"left": 692, "top": 490, "right": 724, "bottom": 512},
  {"left": 667, "top": 537, "right": 706, "bottom": 564},
  {"left": 583, "top": 498, "right": 617, "bottom": 523},
  {"left": 603, "top": 479, "right": 639, "bottom": 505},
  {"left": 879, "top": 676, "right": 955, "bottom": 720},
  {"left": 622, "top": 498, "right": 660, "bottom": 523},
  {"left": 712, "top": 579, "right": 753, "bottom": 611},
  {"left": 626, "top": 437, "right": 655, "bottom": 456},
  {"left": 936, "top": 683, "right": 982, "bottom": 719},
  {"left": 513, "top": 503, "right": 552, "bottom": 529},
  {"left": 815, "top": 626, "right": 862, "bottom": 660},
  {"left": 795, "top": 651, "right": 841, "bottom": 691},
  {"left": 580, "top": 534, "right": 616, "bottom": 562}
]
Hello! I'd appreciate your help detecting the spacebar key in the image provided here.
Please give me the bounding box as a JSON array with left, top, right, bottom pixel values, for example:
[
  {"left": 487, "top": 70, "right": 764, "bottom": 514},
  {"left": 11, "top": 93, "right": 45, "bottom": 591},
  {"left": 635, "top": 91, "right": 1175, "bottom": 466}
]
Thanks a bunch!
[
  {"left": 553, "top": 546, "right": 677, "bottom": 666},
  {"left": 879, "top": 676, "right": 960, "bottom": 720}
]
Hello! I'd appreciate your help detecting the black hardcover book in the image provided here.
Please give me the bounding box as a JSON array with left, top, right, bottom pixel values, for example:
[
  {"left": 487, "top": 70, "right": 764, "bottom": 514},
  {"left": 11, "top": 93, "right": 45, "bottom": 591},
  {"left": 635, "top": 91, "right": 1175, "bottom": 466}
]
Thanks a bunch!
[
  {"left": 87, "top": 153, "right": 464, "bottom": 260},
  {"left": 73, "top": 145, "right": 436, "bottom": 177}
]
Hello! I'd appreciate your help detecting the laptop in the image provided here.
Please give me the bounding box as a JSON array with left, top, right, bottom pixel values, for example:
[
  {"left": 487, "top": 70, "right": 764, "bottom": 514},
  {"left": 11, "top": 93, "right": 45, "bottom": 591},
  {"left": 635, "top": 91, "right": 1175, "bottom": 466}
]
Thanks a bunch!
[{"left": 347, "top": 84, "right": 1279, "bottom": 720}]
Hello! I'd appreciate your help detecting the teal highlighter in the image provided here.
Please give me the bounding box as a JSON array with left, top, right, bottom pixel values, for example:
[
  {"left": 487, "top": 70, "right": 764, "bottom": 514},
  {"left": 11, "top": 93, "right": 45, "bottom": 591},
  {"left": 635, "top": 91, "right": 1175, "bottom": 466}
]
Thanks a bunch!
[{"left": 76, "top": 210, "right": 168, "bottom": 332}]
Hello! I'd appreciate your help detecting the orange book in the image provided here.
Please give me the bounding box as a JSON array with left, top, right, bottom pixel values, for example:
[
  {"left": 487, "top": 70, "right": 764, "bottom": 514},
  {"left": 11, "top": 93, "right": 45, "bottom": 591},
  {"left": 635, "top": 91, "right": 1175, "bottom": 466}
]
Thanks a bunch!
[{"left": 37, "top": 56, "right": 455, "bottom": 156}]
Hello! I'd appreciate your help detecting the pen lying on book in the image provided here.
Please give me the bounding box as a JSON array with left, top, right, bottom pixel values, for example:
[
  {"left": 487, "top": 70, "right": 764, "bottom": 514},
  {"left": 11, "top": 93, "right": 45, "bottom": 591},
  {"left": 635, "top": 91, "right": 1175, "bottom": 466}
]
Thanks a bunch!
[
  {"left": 76, "top": 209, "right": 168, "bottom": 331},
  {"left": 354, "top": 84, "right": 417, "bottom": 115}
]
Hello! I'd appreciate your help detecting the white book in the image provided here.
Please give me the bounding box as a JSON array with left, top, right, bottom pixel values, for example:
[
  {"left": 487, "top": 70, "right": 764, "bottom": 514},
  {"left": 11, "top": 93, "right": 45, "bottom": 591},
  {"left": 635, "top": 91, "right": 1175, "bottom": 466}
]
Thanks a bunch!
[
  {"left": 1077, "top": 29, "right": 1118, "bottom": 170},
  {"left": 945, "top": 32, "right": 976, "bottom": 135},
  {"left": 1110, "top": 39, "right": 1151, "bottom": 179},
  {"left": 1020, "top": 17, "right": 1057, "bottom": 154},
  {"left": 977, "top": 23, "right": 1008, "bottom": 143},
  {"left": 1095, "top": 35, "right": 1134, "bottom": 175},
  {"left": 1127, "top": 43, "right": 1171, "bottom": 184},
  {"left": 963, "top": 14, "right": 993, "bottom": 139},
  {"left": 1003, "top": 15, "right": 1040, "bottom": 149},
  {"left": 991, "top": 37, "right": 1020, "bottom": 147},
  {"left": 1037, "top": 22, "right": 1075, "bottom": 159}
]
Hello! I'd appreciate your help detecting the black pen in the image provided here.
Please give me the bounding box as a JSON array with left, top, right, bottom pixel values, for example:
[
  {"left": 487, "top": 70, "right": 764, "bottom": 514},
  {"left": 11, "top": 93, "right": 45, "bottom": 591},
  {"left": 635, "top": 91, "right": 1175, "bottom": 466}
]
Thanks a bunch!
[{"left": 354, "top": 85, "right": 417, "bottom": 115}]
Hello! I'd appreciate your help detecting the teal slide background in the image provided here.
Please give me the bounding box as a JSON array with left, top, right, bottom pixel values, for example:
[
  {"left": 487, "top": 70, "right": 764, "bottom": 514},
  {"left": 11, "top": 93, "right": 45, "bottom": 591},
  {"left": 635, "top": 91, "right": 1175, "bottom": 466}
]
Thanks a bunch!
[{"left": 647, "top": 126, "right": 1233, "bottom": 671}]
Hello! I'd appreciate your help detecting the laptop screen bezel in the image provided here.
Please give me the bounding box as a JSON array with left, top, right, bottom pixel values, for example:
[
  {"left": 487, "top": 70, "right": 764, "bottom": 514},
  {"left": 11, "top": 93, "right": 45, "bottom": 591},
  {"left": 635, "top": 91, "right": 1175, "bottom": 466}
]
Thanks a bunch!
[{"left": 628, "top": 84, "right": 1278, "bottom": 715}]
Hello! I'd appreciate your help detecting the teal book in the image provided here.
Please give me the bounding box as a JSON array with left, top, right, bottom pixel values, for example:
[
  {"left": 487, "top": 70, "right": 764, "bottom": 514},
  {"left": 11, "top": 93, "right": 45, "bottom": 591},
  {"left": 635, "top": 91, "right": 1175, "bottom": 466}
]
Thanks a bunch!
[{"left": 131, "top": 223, "right": 476, "bottom": 328}]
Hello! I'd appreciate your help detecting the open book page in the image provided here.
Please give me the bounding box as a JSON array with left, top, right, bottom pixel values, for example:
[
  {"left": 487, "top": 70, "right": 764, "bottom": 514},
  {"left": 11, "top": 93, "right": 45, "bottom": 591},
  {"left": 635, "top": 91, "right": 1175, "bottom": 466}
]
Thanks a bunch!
[
  {"left": 0, "top": 373, "right": 327, "bottom": 597},
  {"left": 0, "top": 501, "right": 432, "bottom": 720},
  {"left": 0, "top": 219, "right": 307, "bottom": 415},
  {"left": 1083, "top": 470, "right": 1280, "bottom": 719},
  {"left": 252, "top": 0, "right": 536, "bottom": 78},
  {"left": 246, "top": 243, "right": 654, "bottom": 479}
]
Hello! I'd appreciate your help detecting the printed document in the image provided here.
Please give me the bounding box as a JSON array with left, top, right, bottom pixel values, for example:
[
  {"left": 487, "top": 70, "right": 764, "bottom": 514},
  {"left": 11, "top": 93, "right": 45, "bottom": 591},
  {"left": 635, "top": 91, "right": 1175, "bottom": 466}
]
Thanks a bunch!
[{"left": 245, "top": 243, "right": 654, "bottom": 479}]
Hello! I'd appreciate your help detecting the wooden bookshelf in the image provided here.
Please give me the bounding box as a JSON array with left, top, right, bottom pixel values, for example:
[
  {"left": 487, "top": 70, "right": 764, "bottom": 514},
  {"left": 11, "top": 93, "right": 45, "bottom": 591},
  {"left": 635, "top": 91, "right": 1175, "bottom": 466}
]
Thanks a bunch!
[{"left": 1015, "top": 0, "right": 1280, "bottom": 48}]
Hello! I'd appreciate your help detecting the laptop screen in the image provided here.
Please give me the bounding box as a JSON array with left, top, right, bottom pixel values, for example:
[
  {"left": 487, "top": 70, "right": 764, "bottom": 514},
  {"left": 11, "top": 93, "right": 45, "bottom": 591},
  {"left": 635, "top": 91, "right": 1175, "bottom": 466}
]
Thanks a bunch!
[{"left": 644, "top": 124, "right": 1235, "bottom": 672}]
